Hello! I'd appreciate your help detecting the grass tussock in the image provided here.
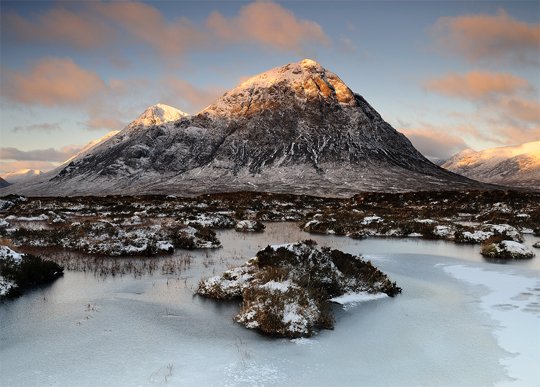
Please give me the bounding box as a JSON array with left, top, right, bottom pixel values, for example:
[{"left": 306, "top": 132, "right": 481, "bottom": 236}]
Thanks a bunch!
[{"left": 197, "top": 241, "right": 400, "bottom": 338}]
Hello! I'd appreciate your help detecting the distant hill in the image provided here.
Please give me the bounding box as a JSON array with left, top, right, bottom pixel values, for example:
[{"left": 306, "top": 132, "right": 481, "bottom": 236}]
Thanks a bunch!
[
  {"left": 442, "top": 141, "right": 540, "bottom": 189},
  {"left": 2, "top": 169, "right": 43, "bottom": 184}
]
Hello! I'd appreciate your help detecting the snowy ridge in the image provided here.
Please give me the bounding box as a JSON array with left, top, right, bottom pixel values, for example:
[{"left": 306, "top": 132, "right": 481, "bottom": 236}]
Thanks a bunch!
[
  {"left": 442, "top": 141, "right": 540, "bottom": 189},
  {"left": 1, "top": 60, "right": 487, "bottom": 197}
]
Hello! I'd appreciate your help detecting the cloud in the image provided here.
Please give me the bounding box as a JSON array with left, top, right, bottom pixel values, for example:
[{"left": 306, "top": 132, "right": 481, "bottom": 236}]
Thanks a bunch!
[
  {"left": 13, "top": 122, "right": 62, "bottom": 133},
  {"left": 425, "top": 70, "right": 540, "bottom": 146},
  {"left": 0, "top": 146, "right": 81, "bottom": 162},
  {"left": 206, "top": 1, "right": 329, "bottom": 51},
  {"left": 85, "top": 116, "right": 127, "bottom": 131},
  {"left": 425, "top": 71, "right": 530, "bottom": 100},
  {"left": 2, "top": 8, "right": 114, "bottom": 49},
  {"left": 496, "top": 97, "right": 540, "bottom": 124},
  {"left": 433, "top": 9, "right": 540, "bottom": 64},
  {"left": 3, "top": 1, "right": 328, "bottom": 58},
  {"left": 400, "top": 127, "right": 468, "bottom": 159},
  {"left": 161, "top": 78, "right": 226, "bottom": 113},
  {"left": 0, "top": 160, "right": 58, "bottom": 175},
  {"left": 2, "top": 58, "right": 106, "bottom": 106},
  {"left": 495, "top": 125, "right": 540, "bottom": 145},
  {"left": 1, "top": 55, "right": 227, "bottom": 130},
  {"left": 1, "top": 58, "right": 148, "bottom": 131},
  {"left": 90, "top": 1, "right": 204, "bottom": 57}
]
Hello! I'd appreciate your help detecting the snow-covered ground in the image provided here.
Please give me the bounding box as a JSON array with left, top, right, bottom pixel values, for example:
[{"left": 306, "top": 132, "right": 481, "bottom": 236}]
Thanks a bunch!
[
  {"left": 442, "top": 265, "right": 540, "bottom": 387},
  {"left": 1, "top": 223, "right": 539, "bottom": 386}
]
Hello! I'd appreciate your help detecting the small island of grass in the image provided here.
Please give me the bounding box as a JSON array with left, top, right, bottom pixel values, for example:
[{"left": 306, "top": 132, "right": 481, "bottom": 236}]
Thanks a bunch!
[
  {"left": 197, "top": 240, "right": 400, "bottom": 338},
  {"left": 0, "top": 246, "right": 64, "bottom": 301}
]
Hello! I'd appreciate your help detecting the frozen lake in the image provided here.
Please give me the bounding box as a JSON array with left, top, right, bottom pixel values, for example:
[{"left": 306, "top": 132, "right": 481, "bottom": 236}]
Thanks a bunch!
[{"left": 1, "top": 223, "right": 539, "bottom": 386}]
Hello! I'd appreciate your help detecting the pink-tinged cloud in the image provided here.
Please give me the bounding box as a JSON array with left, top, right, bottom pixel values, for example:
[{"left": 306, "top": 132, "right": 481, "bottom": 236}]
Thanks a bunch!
[
  {"left": 425, "top": 71, "right": 539, "bottom": 144},
  {"left": 206, "top": 1, "right": 329, "bottom": 51},
  {"left": 400, "top": 128, "right": 468, "bottom": 159},
  {"left": 162, "top": 78, "right": 226, "bottom": 113},
  {"left": 2, "top": 8, "right": 114, "bottom": 49},
  {"left": 496, "top": 125, "right": 540, "bottom": 145},
  {"left": 85, "top": 116, "right": 127, "bottom": 131},
  {"left": 497, "top": 97, "right": 540, "bottom": 124},
  {"left": 83, "top": 97, "right": 130, "bottom": 131},
  {"left": 433, "top": 9, "right": 540, "bottom": 64},
  {"left": 2, "top": 1, "right": 330, "bottom": 58},
  {"left": 2, "top": 58, "right": 106, "bottom": 106},
  {"left": 90, "top": 1, "right": 204, "bottom": 56},
  {"left": 425, "top": 71, "right": 530, "bottom": 100}
]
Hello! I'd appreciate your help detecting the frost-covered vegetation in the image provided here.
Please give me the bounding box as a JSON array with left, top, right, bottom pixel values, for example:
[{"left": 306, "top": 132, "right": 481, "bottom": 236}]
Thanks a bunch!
[
  {"left": 197, "top": 241, "right": 400, "bottom": 338},
  {"left": 480, "top": 236, "right": 535, "bottom": 260},
  {"left": 0, "top": 190, "right": 538, "bottom": 262},
  {"left": 299, "top": 191, "right": 539, "bottom": 259},
  {"left": 0, "top": 245, "right": 63, "bottom": 300},
  {"left": 235, "top": 219, "right": 265, "bottom": 232}
]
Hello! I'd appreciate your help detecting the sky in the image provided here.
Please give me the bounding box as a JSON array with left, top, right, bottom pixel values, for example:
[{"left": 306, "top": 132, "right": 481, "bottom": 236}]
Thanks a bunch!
[{"left": 0, "top": 0, "right": 539, "bottom": 175}]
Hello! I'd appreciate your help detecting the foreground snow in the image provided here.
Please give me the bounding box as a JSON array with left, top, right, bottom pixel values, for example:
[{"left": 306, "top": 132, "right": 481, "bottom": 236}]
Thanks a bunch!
[
  {"left": 443, "top": 265, "right": 540, "bottom": 386},
  {"left": 331, "top": 291, "right": 388, "bottom": 307}
]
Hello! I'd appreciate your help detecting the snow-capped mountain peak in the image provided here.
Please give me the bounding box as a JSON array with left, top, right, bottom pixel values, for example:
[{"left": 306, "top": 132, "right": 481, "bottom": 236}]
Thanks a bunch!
[
  {"left": 202, "top": 59, "right": 356, "bottom": 118},
  {"left": 130, "top": 103, "right": 189, "bottom": 128}
]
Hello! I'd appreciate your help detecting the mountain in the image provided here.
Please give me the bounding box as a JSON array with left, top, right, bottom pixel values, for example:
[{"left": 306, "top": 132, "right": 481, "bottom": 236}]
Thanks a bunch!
[
  {"left": 0, "top": 177, "right": 10, "bottom": 188},
  {"left": 1, "top": 60, "right": 486, "bottom": 197},
  {"left": 442, "top": 141, "right": 540, "bottom": 189},
  {"left": 2, "top": 169, "right": 42, "bottom": 184}
]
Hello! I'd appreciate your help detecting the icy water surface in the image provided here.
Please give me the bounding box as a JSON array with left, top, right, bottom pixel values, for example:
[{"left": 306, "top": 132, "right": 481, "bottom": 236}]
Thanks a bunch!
[{"left": 1, "top": 223, "right": 539, "bottom": 386}]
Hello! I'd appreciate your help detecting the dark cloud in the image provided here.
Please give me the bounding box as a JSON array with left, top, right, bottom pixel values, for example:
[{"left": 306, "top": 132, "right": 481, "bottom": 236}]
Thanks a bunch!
[
  {"left": 13, "top": 122, "right": 62, "bottom": 132},
  {"left": 0, "top": 146, "right": 81, "bottom": 162}
]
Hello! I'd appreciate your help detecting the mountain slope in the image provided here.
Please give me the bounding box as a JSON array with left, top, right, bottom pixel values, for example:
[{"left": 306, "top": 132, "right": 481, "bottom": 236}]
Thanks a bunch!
[
  {"left": 442, "top": 141, "right": 540, "bottom": 189},
  {"left": 63, "top": 131, "right": 120, "bottom": 165},
  {"left": 0, "top": 177, "right": 10, "bottom": 188},
  {"left": 1, "top": 104, "right": 188, "bottom": 195},
  {"left": 2, "top": 60, "right": 486, "bottom": 197}
]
